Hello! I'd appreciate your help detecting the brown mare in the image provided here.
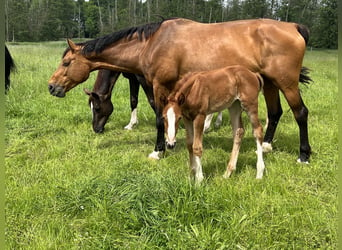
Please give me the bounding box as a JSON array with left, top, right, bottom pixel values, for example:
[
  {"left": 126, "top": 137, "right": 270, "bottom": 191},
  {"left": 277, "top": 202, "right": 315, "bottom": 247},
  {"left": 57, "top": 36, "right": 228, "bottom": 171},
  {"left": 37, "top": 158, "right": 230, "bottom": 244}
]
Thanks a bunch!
[
  {"left": 48, "top": 18, "right": 312, "bottom": 162},
  {"left": 84, "top": 70, "right": 155, "bottom": 133},
  {"left": 162, "top": 66, "right": 265, "bottom": 182}
]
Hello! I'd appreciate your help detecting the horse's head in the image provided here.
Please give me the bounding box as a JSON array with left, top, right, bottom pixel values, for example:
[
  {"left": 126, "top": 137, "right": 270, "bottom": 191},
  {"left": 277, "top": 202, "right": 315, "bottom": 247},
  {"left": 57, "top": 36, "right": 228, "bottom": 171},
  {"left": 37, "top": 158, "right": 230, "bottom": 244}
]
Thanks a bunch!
[
  {"left": 48, "top": 39, "right": 91, "bottom": 97},
  {"left": 161, "top": 94, "right": 185, "bottom": 149},
  {"left": 84, "top": 89, "right": 113, "bottom": 133}
]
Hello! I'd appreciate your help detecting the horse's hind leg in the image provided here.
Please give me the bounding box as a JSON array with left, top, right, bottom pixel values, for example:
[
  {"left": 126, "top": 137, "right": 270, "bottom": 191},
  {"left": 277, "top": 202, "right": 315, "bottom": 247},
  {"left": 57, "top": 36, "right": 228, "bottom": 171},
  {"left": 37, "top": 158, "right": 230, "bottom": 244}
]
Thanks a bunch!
[
  {"left": 282, "top": 88, "right": 311, "bottom": 163},
  {"left": 124, "top": 75, "right": 140, "bottom": 130},
  {"left": 262, "top": 80, "right": 283, "bottom": 153},
  {"left": 223, "top": 101, "right": 244, "bottom": 179}
]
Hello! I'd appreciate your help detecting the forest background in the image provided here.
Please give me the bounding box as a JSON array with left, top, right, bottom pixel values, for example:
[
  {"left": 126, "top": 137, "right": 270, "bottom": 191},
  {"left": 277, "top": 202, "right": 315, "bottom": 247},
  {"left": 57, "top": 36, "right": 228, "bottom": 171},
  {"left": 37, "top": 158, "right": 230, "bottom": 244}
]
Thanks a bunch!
[{"left": 5, "top": 0, "right": 338, "bottom": 49}]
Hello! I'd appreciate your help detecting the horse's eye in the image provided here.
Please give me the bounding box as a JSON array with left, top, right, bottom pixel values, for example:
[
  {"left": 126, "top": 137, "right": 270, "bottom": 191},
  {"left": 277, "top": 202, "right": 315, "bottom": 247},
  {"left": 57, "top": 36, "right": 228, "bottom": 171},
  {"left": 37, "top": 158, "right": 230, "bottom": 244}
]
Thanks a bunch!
[{"left": 62, "top": 61, "right": 70, "bottom": 67}]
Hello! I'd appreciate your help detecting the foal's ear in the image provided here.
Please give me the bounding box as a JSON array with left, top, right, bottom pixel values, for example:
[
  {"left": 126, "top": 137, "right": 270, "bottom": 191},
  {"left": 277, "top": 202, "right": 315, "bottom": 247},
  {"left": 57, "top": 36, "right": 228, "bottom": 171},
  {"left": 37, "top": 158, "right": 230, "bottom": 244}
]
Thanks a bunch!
[
  {"left": 178, "top": 93, "right": 185, "bottom": 106},
  {"left": 67, "top": 39, "right": 77, "bottom": 52},
  {"left": 160, "top": 94, "right": 168, "bottom": 106}
]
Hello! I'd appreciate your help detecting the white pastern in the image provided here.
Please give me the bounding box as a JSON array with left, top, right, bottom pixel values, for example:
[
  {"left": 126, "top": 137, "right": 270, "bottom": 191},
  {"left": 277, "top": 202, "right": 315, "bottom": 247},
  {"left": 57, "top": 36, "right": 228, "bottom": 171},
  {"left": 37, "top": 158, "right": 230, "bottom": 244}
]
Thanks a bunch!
[
  {"left": 262, "top": 142, "right": 273, "bottom": 153},
  {"left": 256, "top": 140, "right": 265, "bottom": 179},
  {"left": 297, "top": 158, "right": 309, "bottom": 164},
  {"left": 203, "top": 114, "right": 214, "bottom": 133},
  {"left": 148, "top": 151, "right": 162, "bottom": 160},
  {"left": 124, "top": 108, "right": 138, "bottom": 130},
  {"left": 166, "top": 107, "right": 177, "bottom": 146},
  {"left": 192, "top": 155, "right": 204, "bottom": 183}
]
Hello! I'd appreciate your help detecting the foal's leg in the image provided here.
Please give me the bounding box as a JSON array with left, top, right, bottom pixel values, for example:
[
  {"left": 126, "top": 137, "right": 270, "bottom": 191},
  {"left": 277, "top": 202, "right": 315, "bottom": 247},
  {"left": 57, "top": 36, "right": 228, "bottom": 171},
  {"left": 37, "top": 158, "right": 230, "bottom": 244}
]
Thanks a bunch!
[
  {"left": 184, "top": 116, "right": 205, "bottom": 183},
  {"left": 246, "top": 103, "right": 265, "bottom": 179},
  {"left": 203, "top": 114, "right": 214, "bottom": 133},
  {"left": 124, "top": 75, "right": 140, "bottom": 130},
  {"left": 262, "top": 80, "right": 283, "bottom": 153},
  {"left": 223, "top": 102, "right": 244, "bottom": 178}
]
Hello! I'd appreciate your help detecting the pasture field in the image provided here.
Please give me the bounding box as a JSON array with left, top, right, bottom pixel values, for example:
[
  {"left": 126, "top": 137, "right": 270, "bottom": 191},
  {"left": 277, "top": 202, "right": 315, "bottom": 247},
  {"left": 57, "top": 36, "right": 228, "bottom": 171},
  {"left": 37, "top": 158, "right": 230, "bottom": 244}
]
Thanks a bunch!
[{"left": 5, "top": 43, "right": 337, "bottom": 249}]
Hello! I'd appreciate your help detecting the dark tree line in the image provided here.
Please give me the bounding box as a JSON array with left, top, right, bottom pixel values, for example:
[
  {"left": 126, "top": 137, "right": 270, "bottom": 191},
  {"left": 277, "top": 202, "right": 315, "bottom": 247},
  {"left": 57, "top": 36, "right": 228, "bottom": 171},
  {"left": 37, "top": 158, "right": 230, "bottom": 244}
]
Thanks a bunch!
[{"left": 5, "top": 0, "right": 337, "bottom": 49}]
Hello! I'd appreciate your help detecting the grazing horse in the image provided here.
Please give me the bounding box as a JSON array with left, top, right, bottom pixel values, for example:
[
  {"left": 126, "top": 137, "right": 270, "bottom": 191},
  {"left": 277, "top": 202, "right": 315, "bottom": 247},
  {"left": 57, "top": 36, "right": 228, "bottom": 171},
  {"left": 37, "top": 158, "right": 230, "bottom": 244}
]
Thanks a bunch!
[
  {"left": 48, "top": 18, "right": 312, "bottom": 162},
  {"left": 84, "top": 70, "right": 155, "bottom": 133},
  {"left": 162, "top": 66, "right": 265, "bottom": 182},
  {"left": 5, "top": 45, "right": 15, "bottom": 93}
]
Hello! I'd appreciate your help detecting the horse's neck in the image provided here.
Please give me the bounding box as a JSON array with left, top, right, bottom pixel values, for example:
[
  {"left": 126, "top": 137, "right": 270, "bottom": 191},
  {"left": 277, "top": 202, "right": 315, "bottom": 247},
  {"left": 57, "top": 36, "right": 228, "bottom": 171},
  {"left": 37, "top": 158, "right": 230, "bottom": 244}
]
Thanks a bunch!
[
  {"left": 91, "top": 41, "right": 146, "bottom": 74},
  {"left": 93, "top": 71, "right": 120, "bottom": 96}
]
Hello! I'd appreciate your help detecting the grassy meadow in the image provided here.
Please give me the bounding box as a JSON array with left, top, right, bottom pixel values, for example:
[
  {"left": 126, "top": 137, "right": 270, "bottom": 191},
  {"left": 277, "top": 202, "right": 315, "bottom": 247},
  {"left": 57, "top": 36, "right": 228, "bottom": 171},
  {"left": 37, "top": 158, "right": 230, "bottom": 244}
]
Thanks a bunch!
[{"left": 5, "top": 43, "right": 337, "bottom": 249}]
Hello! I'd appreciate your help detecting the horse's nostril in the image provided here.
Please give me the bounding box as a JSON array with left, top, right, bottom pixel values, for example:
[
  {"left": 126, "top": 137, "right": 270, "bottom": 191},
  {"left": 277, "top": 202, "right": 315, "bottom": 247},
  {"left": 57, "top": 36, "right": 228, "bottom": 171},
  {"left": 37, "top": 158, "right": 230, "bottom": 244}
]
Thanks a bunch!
[
  {"left": 94, "top": 127, "right": 104, "bottom": 133},
  {"left": 48, "top": 84, "right": 54, "bottom": 92}
]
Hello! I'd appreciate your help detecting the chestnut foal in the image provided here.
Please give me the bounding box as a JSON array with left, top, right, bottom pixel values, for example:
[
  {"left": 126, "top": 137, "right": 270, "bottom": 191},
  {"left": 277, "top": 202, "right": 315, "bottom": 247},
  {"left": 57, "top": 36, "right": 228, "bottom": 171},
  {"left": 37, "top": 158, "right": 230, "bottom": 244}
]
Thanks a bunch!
[{"left": 162, "top": 65, "right": 265, "bottom": 182}]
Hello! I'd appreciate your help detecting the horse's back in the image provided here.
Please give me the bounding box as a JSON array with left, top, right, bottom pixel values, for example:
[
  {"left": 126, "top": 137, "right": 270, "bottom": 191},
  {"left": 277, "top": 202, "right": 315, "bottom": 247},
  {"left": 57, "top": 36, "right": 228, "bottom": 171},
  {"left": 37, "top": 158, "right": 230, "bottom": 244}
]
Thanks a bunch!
[{"left": 147, "top": 18, "right": 307, "bottom": 82}]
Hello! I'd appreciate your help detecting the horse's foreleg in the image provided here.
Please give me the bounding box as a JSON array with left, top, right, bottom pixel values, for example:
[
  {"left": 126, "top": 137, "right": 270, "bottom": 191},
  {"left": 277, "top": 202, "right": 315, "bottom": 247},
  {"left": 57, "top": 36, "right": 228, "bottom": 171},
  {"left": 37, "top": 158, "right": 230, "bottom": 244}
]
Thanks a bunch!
[
  {"left": 263, "top": 82, "right": 283, "bottom": 153},
  {"left": 223, "top": 102, "right": 244, "bottom": 179},
  {"left": 140, "top": 77, "right": 156, "bottom": 112},
  {"left": 124, "top": 76, "right": 140, "bottom": 130},
  {"left": 282, "top": 89, "right": 311, "bottom": 163},
  {"left": 148, "top": 84, "right": 167, "bottom": 160}
]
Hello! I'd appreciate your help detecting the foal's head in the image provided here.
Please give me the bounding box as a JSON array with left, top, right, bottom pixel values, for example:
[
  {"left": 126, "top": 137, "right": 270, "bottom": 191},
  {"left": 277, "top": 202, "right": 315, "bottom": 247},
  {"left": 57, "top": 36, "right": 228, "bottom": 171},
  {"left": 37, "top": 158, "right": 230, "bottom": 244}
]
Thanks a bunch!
[
  {"left": 84, "top": 89, "right": 113, "bottom": 133},
  {"left": 161, "top": 94, "right": 185, "bottom": 149}
]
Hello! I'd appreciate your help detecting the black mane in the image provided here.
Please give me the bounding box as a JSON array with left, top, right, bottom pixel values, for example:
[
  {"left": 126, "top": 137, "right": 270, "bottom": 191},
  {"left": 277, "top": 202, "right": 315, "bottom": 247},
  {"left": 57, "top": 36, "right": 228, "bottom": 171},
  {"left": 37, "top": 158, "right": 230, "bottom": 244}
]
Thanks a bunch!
[{"left": 80, "top": 18, "right": 172, "bottom": 56}]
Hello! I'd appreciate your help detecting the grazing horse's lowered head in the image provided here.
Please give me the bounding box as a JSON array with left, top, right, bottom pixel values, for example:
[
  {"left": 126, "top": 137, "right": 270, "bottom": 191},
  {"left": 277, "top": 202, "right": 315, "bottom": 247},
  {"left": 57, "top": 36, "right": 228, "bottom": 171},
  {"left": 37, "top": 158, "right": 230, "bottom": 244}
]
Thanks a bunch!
[{"left": 84, "top": 70, "right": 120, "bottom": 133}]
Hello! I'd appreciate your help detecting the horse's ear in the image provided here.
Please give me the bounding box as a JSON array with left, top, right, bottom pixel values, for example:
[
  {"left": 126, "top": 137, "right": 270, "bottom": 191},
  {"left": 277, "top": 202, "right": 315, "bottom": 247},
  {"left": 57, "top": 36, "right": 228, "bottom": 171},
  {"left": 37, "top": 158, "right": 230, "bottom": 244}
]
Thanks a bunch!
[
  {"left": 160, "top": 94, "right": 168, "bottom": 106},
  {"left": 178, "top": 93, "right": 185, "bottom": 106},
  {"left": 84, "top": 88, "right": 92, "bottom": 96},
  {"left": 67, "top": 39, "right": 77, "bottom": 52}
]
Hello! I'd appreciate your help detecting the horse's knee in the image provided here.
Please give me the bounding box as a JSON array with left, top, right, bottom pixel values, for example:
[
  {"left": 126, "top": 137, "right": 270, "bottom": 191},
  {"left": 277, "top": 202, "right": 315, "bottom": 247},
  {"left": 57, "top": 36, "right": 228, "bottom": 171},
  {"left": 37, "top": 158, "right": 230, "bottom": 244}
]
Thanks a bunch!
[{"left": 192, "top": 145, "right": 203, "bottom": 157}]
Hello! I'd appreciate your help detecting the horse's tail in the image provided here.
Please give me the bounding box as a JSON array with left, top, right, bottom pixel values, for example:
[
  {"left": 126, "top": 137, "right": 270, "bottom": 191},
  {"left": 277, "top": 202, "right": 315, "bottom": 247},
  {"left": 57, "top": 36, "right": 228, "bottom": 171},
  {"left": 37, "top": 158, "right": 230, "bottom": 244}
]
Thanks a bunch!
[
  {"left": 299, "top": 66, "right": 313, "bottom": 85},
  {"left": 297, "top": 24, "right": 310, "bottom": 46},
  {"left": 5, "top": 46, "right": 15, "bottom": 72}
]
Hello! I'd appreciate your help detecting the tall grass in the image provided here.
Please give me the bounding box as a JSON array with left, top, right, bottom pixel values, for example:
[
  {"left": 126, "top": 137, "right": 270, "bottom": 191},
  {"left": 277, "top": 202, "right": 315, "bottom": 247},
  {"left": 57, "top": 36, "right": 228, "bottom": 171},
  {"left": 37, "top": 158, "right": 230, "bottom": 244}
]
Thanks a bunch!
[{"left": 5, "top": 43, "right": 337, "bottom": 249}]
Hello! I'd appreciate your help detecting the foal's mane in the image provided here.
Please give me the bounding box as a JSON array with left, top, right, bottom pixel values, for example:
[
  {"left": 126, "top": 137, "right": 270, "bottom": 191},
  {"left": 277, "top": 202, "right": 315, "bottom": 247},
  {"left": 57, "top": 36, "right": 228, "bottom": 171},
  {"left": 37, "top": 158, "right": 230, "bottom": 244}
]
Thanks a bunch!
[
  {"left": 63, "top": 17, "right": 175, "bottom": 57},
  {"left": 170, "top": 72, "right": 198, "bottom": 101}
]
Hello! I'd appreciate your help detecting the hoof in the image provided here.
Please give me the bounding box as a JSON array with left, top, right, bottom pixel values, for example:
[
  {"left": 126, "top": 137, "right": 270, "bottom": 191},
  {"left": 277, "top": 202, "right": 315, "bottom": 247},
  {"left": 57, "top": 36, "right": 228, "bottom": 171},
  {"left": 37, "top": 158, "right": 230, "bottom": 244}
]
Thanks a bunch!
[
  {"left": 297, "top": 158, "right": 309, "bottom": 164},
  {"left": 262, "top": 142, "right": 273, "bottom": 153},
  {"left": 148, "top": 151, "right": 162, "bottom": 160}
]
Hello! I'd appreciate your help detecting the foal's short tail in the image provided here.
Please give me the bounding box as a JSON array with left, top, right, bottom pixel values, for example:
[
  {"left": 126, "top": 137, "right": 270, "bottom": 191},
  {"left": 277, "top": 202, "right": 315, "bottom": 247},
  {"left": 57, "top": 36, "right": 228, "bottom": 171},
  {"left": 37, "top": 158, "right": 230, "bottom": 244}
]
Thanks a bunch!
[{"left": 299, "top": 66, "right": 313, "bottom": 85}]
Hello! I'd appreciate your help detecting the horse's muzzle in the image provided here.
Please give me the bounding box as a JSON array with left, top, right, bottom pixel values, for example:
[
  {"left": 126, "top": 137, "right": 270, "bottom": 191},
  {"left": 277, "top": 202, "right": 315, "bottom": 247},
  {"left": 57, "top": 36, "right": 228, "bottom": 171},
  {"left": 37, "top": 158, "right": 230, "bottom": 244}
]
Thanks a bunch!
[
  {"left": 48, "top": 84, "right": 66, "bottom": 97},
  {"left": 166, "top": 141, "right": 176, "bottom": 149},
  {"left": 94, "top": 126, "right": 104, "bottom": 133}
]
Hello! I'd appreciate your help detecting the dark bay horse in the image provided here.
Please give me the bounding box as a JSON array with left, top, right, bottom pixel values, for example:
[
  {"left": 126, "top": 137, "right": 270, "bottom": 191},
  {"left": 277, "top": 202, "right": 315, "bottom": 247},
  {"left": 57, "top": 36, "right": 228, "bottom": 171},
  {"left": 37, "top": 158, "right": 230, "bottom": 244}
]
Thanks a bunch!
[
  {"left": 48, "top": 18, "right": 312, "bottom": 162},
  {"left": 5, "top": 45, "right": 15, "bottom": 93},
  {"left": 84, "top": 70, "right": 155, "bottom": 133},
  {"left": 162, "top": 66, "right": 265, "bottom": 182}
]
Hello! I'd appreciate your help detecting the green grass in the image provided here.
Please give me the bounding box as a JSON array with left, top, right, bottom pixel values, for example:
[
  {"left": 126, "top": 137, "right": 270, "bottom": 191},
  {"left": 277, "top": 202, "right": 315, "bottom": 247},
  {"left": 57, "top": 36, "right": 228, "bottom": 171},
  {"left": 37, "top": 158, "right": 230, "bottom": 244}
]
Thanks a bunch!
[{"left": 5, "top": 43, "right": 337, "bottom": 249}]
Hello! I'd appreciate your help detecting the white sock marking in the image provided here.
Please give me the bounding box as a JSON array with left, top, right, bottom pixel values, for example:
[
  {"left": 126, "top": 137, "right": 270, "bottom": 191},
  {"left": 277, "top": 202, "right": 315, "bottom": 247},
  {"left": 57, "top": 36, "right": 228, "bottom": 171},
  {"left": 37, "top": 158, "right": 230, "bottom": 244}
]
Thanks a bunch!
[{"left": 166, "top": 107, "right": 176, "bottom": 146}]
